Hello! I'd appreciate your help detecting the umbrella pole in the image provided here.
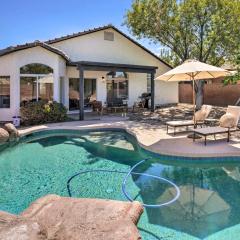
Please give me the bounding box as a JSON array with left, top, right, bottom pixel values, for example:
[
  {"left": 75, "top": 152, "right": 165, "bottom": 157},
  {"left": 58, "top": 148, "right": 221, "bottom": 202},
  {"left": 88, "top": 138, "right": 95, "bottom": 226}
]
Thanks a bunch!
[
  {"left": 192, "top": 74, "right": 196, "bottom": 128},
  {"left": 187, "top": 74, "right": 200, "bottom": 139}
]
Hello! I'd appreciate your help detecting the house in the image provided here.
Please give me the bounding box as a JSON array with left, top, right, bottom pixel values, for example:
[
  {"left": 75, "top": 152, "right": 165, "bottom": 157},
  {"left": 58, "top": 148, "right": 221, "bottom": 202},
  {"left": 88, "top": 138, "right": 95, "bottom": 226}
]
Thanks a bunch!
[{"left": 0, "top": 25, "right": 178, "bottom": 121}]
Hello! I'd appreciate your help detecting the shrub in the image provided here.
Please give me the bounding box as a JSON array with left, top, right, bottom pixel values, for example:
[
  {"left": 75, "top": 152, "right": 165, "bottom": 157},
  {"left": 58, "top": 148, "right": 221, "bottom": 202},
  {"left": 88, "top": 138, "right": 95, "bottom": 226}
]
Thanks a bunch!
[{"left": 20, "top": 100, "right": 67, "bottom": 126}]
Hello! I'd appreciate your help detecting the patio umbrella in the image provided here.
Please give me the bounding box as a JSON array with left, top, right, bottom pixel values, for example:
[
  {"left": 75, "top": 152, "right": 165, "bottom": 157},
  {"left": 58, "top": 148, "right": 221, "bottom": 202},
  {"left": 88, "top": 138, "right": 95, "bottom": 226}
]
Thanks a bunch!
[{"left": 155, "top": 59, "right": 229, "bottom": 124}]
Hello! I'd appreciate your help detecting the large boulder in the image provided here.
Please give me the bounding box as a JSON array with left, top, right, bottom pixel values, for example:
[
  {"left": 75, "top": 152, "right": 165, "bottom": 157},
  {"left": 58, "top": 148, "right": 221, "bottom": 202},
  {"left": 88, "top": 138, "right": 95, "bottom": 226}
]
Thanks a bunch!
[
  {"left": 4, "top": 123, "right": 19, "bottom": 140},
  {"left": 0, "top": 211, "right": 47, "bottom": 240},
  {"left": 0, "top": 195, "right": 143, "bottom": 240},
  {"left": 0, "top": 128, "right": 9, "bottom": 143}
]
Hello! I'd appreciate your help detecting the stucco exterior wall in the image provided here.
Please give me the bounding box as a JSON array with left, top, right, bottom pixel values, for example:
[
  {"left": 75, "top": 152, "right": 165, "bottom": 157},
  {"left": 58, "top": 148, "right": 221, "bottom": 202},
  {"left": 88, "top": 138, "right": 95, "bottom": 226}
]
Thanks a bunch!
[
  {"left": 155, "top": 81, "right": 179, "bottom": 105},
  {"left": 51, "top": 29, "right": 169, "bottom": 76},
  {"left": 0, "top": 54, "right": 17, "bottom": 121},
  {"left": 0, "top": 27, "right": 178, "bottom": 121},
  {"left": 0, "top": 46, "right": 65, "bottom": 121},
  {"left": 52, "top": 28, "right": 178, "bottom": 106}
]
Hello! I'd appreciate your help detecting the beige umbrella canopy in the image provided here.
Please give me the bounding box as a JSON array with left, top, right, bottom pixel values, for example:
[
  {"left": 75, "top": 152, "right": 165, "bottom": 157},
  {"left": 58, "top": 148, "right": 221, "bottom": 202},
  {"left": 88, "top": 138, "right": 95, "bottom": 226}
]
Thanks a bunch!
[
  {"left": 157, "top": 185, "right": 230, "bottom": 238},
  {"left": 155, "top": 59, "right": 229, "bottom": 123},
  {"left": 156, "top": 59, "right": 229, "bottom": 81},
  {"left": 158, "top": 185, "right": 230, "bottom": 219}
]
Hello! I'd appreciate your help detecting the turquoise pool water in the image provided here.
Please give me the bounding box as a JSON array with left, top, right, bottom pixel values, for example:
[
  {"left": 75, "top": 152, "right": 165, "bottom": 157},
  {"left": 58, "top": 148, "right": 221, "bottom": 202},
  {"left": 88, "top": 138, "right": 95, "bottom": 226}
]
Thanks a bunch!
[{"left": 0, "top": 129, "right": 240, "bottom": 239}]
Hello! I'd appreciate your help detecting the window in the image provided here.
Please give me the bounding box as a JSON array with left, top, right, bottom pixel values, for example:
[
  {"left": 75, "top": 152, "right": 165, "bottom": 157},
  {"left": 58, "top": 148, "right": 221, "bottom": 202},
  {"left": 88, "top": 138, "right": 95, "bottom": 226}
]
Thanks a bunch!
[
  {"left": 20, "top": 64, "right": 53, "bottom": 105},
  {"left": 104, "top": 31, "right": 114, "bottom": 41},
  {"left": 0, "top": 76, "right": 10, "bottom": 108},
  {"left": 20, "top": 77, "right": 37, "bottom": 102},
  {"left": 20, "top": 63, "right": 53, "bottom": 74}
]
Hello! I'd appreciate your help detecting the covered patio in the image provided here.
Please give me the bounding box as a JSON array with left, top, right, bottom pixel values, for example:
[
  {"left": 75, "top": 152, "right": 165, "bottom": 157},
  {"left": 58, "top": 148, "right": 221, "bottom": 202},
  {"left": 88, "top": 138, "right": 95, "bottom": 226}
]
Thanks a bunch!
[{"left": 69, "top": 61, "right": 158, "bottom": 120}]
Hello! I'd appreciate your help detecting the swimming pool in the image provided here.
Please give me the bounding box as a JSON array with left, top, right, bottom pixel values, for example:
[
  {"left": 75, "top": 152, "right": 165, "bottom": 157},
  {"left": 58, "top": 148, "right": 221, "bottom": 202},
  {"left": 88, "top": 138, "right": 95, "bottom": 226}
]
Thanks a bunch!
[{"left": 0, "top": 129, "right": 240, "bottom": 239}]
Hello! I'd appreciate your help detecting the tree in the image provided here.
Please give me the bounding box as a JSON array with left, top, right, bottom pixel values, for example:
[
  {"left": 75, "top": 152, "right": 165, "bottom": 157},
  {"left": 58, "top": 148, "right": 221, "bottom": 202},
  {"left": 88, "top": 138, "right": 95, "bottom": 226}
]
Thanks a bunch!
[
  {"left": 125, "top": 0, "right": 240, "bottom": 108},
  {"left": 223, "top": 53, "right": 240, "bottom": 86}
]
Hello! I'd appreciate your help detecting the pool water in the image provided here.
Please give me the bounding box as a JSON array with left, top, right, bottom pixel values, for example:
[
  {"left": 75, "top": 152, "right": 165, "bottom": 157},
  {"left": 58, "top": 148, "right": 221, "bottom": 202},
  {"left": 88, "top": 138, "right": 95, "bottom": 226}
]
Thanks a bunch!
[{"left": 1, "top": 130, "right": 240, "bottom": 240}]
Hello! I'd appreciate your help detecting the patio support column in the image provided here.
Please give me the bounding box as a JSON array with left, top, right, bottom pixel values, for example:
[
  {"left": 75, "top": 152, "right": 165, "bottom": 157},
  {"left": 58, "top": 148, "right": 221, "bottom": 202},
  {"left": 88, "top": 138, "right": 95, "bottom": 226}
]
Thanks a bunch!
[
  {"left": 151, "top": 71, "right": 155, "bottom": 112},
  {"left": 78, "top": 65, "right": 84, "bottom": 120}
]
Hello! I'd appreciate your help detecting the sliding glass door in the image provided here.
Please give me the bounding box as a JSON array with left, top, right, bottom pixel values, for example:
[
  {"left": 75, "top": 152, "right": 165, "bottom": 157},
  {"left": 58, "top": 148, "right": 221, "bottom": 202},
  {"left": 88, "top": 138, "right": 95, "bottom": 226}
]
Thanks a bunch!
[
  {"left": 106, "top": 72, "right": 128, "bottom": 106},
  {"left": 69, "top": 78, "right": 96, "bottom": 111}
]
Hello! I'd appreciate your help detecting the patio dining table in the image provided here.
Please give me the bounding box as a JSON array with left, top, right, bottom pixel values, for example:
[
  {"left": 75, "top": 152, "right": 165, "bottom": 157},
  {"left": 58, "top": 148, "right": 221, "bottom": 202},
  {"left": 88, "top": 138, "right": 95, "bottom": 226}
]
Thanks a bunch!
[{"left": 109, "top": 106, "right": 128, "bottom": 113}]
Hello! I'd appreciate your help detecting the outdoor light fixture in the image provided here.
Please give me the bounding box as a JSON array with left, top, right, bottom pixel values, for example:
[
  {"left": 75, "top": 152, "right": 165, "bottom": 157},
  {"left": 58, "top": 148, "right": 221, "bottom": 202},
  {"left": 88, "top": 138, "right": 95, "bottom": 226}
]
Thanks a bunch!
[{"left": 101, "top": 76, "right": 106, "bottom": 83}]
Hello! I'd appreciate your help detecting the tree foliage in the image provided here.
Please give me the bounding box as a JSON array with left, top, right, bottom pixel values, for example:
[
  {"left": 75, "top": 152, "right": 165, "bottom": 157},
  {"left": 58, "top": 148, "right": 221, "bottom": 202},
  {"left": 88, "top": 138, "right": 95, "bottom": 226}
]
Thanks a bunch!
[
  {"left": 223, "top": 53, "right": 240, "bottom": 85},
  {"left": 125, "top": 0, "right": 240, "bottom": 66}
]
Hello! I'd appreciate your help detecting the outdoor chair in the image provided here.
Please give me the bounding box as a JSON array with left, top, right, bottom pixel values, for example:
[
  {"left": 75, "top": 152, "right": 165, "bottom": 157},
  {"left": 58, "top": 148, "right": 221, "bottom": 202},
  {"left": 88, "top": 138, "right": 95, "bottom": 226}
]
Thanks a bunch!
[
  {"left": 192, "top": 105, "right": 240, "bottom": 145},
  {"left": 92, "top": 100, "right": 103, "bottom": 116},
  {"left": 166, "top": 105, "right": 212, "bottom": 135},
  {"left": 132, "top": 100, "right": 146, "bottom": 113}
]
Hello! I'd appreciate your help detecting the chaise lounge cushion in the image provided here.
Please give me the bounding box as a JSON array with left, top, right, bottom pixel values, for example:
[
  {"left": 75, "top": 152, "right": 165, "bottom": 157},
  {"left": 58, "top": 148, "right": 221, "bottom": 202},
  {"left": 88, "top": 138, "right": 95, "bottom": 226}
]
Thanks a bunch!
[
  {"left": 194, "top": 109, "right": 207, "bottom": 121},
  {"left": 167, "top": 120, "right": 194, "bottom": 127},
  {"left": 194, "top": 105, "right": 212, "bottom": 122},
  {"left": 219, "top": 113, "right": 236, "bottom": 128}
]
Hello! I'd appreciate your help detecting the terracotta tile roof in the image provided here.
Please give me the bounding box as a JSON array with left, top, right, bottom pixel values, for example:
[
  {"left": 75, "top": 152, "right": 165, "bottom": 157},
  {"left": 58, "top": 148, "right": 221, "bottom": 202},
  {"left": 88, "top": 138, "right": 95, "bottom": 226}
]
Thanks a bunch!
[
  {"left": 0, "top": 25, "right": 172, "bottom": 68},
  {"left": 0, "top": 40, "right": 70, "bottom": 61}
]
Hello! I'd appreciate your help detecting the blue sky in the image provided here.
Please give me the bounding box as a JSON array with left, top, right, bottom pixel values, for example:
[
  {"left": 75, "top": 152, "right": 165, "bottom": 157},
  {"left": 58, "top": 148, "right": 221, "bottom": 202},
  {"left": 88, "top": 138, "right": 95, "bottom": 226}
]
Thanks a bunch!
[{"left": 0, "top": 0, "right": 160, "bottom": 54}]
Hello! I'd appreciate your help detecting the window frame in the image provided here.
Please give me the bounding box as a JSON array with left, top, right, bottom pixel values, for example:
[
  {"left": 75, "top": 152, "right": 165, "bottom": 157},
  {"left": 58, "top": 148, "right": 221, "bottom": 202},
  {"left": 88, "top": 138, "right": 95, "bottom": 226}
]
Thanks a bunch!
[
  {"left": 106, "top": 71, "right": 129, "bottom": 102},
  {"left": 147, "top": 73, "right": 151, "bottom": 93},
  {"left": 20, "top": 73, "right": 54, "bottom": 103},
  {"left": 0, "top": 75, "right": 10, "bottom": 109}
]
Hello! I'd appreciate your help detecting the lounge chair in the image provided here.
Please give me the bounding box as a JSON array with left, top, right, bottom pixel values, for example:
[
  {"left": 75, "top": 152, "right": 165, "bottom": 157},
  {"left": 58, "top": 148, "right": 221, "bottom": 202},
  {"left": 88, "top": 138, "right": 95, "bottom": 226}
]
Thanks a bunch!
[
  {"left": 166, "top": 105, "right": 212, "bottom": 135},
  {"left": 193, "top": 106, "right": 240, "bottom": 145}
]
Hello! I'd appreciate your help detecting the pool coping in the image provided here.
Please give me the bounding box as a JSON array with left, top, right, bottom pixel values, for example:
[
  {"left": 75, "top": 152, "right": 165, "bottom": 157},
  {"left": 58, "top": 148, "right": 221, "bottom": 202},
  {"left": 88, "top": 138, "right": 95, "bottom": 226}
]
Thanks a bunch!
[{"left": 17, "top": 120, "right": 240, "bottom": 159}]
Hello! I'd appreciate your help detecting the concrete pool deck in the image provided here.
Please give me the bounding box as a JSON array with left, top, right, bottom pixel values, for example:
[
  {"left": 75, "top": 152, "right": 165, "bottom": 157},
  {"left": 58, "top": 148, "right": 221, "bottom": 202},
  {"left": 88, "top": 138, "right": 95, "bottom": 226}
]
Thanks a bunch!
[{"left": 18, "top": 117, "right": 240, "bottom": 158}]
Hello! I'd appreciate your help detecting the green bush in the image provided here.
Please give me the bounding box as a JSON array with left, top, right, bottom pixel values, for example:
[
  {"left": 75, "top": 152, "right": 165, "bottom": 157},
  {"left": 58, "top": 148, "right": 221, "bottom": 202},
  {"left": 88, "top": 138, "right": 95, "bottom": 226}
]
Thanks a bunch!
[{"left": 20, "top": 100, "right": 67, "bottom": 126}]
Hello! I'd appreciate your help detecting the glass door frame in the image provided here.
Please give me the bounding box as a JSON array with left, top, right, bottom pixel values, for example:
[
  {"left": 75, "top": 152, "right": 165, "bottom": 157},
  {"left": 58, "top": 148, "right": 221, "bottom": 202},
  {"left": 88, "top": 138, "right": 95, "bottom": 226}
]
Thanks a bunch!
[
  {"left": 106, "top": 77, "right": 129, "bottom": 105},
  {"left": 68, "top": 78, "right": 97, "bottom": 112}
]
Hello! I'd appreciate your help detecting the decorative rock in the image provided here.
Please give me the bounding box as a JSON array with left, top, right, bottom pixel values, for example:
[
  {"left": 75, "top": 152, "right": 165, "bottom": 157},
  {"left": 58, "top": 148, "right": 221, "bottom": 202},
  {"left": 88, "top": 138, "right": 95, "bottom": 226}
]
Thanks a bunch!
[
  {"left": 0, "top": 211, "right": 47, "bottom": 240},
  {"left": 4, "top": 123, "right": 20, "bottom": 140},
  {"left": 0, "top": 128, "right": 9, "bottom": 143},
  {"left": 0, "top": 195, "right": 143, "bottom": 240}
]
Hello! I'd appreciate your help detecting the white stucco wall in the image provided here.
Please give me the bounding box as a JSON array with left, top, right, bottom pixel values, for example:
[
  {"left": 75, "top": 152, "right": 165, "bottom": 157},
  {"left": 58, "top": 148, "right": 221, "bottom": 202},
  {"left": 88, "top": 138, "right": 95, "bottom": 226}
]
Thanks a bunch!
[
  {"left": 51, "top": 28, "right": 178, "bottom": 106},
  {"left": 0, "top": 27, "right": 178, "bottom": 121},
  {"left": 51, "top": 29, "right": 168, "bottom": 75},
  {"left": 155, "top": 81, "right": 179, "bottom": 105},
  {"left": 0, "top": 46, "right": 66, "bottom": 121},
  {"left": 128, "top": 73, "right": 147, "bottom": 106},
  {"left": 0, "top": 54, "right": 17, "bottom": 121}
]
